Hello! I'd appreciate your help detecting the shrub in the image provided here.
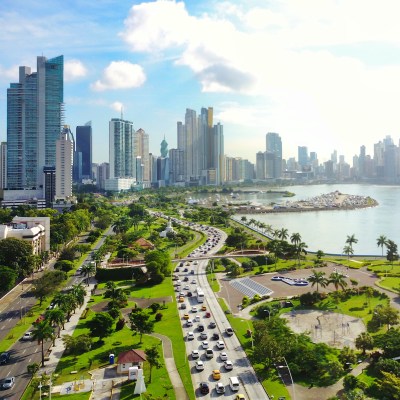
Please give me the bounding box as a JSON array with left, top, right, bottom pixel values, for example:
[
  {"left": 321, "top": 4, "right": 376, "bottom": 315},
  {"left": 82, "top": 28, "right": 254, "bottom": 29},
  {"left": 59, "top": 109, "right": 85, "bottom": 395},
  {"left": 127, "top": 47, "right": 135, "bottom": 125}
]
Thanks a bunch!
[
  {"left": 108, "top": 307, "right": 120, "bottom": 320},
  {"left": 115, "top": 318, "right": 126, "bottom": 331},
  {"left": 155, "top": 312, "right": 163, "bottom": 322},
  {"left": 149, "top": 303, "right": 161, "bottom": 314}
]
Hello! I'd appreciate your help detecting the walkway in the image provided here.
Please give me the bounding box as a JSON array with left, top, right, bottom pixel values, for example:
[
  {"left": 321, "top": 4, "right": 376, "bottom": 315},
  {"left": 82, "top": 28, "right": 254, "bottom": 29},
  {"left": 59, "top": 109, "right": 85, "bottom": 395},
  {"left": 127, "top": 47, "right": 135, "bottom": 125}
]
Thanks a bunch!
[{"left": 151, "top": 332, "right": 190, "bottom": 400}]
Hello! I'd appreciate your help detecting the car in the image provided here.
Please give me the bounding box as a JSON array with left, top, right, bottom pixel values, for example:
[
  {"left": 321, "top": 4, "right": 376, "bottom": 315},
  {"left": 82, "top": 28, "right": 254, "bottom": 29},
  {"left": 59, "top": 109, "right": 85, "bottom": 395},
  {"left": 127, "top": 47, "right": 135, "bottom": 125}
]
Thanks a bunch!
[
  {"left": 205, "top": 312, "right": 211, "bottom": 318},
  {"left": 225, "top": 327, "right": 234, "bottom": 336},
  {"left": 197, "top": 324, "right": 205, "bottom": 332},
  {"left": 201, "top": 305, "right": 207, "bottom": 311},
  {"left": 235, "top": 395, "right": 246, "bottom": 400},
  {"left": 184, "top": 268, "right": 188, "bottom": 272},
  {"left": 205, "top": 349, "right": 214, "bottom": 358},
  {"left": 212, "top": 369, "right": 221, "bottom": 380},
  {"left": 216, "top": 340, "right": 225, "bottom": 349},
  {"left": 22, "top": 331, "right": 33, "bottom": 341},
  {"left": 178, "top": 296, "right": 184, "bottom": 303},
  {"left": 195, "top": 360, "right": 204, "bottom": 371},
  {"left": 183, "top": 276, "right": 189, "bottom": 282},
  {"left": 0, "top": 377, "right": 15, "bottom": 390},
  {"left": 191, "top": 349, "right": 199, "bottom": 359},
  {"left": 212, "top": 332, "right": 220, "bottom": 340},
  {"left": 209, "top": 321, "right": 216, "bottom": 329},
  {"left": 180, "top": 303, "right": 187, "bottom": 309},
  {"left": 183, "top": 314, "right": 190, "bottom": 320},
  {"left": 184, "top": 285, "right": 190, "bottom": 290},
  {"left": 191, "top": 279, "right": 196, "bottom": 284},
  {"left": 187, "top": 332, "right": 194, "bottom": 340},
  {"left": 199, "top": 382, "right": 209, "bottom": 394},
  {"left": 194, "top": 315, "right": 200, "bottom": 322},
  {"left": 201, "top": 341, "right": 209, "bottom": 349},
  {"left": 224, "top": 360, "right": 233, "bottom": 370},
  {"left": 191, "top": 306, "right": 197, "bottom": 313},
  {"left": 187, "top": 291, "right": 193, "bottom": 297},
  {"left": 190, "top": 270, "right": 195, "bottom": 274},
  {"left": 215, "top": 382, "right": 225, "bottom": 394},
  {"left": 0, "top": 353, "right": 10, "bottom": 365},
  {"left": 179, "top": 291, "right": 185, "bottom": 297},
  {"left": 200, "top": 332, "right": 207, "bottom": 340},
  {"left": 219, "top": 352, "right": 228, "bottom": 361},
  {"left": 194, "top": 261, "right": 198, "bottom": 265},
  {"left": 186, "top": 320, "right": 193, "bottom": 327}
]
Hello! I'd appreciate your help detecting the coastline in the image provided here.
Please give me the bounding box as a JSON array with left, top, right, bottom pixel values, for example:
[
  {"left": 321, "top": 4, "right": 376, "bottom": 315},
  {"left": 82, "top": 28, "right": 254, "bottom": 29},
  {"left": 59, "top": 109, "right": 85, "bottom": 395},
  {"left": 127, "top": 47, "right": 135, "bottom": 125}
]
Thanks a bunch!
[{"left": 232, "top": 191, "right": 378, "bottom": 214}]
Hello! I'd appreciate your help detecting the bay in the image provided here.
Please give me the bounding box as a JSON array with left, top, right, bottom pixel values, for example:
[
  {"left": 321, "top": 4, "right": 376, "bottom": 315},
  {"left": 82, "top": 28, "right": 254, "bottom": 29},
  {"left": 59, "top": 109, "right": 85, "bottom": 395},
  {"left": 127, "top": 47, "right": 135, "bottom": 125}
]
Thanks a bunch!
[{"left": 190, "top": 184, "right": 400, "bottom": 255}]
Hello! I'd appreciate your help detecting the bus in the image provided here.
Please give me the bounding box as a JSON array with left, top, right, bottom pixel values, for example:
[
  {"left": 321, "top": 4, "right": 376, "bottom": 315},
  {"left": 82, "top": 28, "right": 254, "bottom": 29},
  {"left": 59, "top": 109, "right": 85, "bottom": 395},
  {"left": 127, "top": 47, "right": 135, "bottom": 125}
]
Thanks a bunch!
[{"left": 196, "top": 287, "right": 204, "bottom": 303}]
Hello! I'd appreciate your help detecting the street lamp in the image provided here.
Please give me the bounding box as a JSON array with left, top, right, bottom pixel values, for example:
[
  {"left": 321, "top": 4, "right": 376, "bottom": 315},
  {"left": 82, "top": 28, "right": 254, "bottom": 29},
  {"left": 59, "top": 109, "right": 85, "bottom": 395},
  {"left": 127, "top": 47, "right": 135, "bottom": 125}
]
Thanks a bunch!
[
  {"left": 38, "top": 382, "right": 42, "bottom": 400},
  {"left": 263, "top": 309, "right": 271, "bottom": 321},
  {"left": 282, "top": 356, "right": 296, "bottom": 400}
]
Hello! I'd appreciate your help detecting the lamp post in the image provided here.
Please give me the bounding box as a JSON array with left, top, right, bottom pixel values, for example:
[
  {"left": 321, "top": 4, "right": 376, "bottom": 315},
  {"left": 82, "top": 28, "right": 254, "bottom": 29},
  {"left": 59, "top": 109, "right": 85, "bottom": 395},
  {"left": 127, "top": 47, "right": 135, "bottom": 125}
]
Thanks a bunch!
[
  {"left": 38, "top": 382, "right": 42, "bottom": 400},
  {"left": 263, "top": 309, "right": 271, "bottom": 321},
  {"left": 283, "top": 356, "right": 296, "bottom": 400}
]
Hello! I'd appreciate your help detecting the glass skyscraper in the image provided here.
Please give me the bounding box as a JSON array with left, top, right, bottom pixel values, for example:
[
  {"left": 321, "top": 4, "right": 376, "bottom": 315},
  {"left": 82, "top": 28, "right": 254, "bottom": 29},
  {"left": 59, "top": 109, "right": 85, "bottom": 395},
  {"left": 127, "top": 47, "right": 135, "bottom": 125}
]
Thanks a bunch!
[
  {"left": 76, "top": 122, "right": 93, "bottom": 180},
  {"left": 7, "top": 55, "right": 64, "bottom": 190}
]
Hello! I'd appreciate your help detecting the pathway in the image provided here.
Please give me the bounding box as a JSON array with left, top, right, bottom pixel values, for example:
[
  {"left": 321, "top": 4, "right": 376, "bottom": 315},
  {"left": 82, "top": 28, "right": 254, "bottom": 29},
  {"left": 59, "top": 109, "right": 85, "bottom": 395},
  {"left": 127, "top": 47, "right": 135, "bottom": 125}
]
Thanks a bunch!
[{"left": 150, "top": 332, "right": 190, "bottom": 400}]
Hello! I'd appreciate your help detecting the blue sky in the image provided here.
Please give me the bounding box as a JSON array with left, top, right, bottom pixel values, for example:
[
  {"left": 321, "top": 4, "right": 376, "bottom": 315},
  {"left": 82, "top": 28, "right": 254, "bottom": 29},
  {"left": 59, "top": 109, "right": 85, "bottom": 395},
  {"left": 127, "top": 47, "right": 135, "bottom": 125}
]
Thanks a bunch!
[{"left": 1, "top": 0, "right": 400, "bottom": 164}]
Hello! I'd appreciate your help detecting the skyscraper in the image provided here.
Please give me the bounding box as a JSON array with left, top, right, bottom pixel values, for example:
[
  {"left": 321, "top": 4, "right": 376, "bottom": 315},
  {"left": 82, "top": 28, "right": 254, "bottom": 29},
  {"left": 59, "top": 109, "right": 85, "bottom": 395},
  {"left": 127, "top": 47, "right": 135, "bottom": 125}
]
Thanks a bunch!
[
  {"left": 109, "top": 118, "right": 135, "bottom": 179},
  {"left": 133, "top": 128, "right": 150, "bottom": 182},
  {"left": 266, "top": 132, "right": 282, "bottom": 178},
  {"left": 7, "top": 55, "right": 64, "bottom": 190},
  {"left": 298, "top": 146, "right": 309, "bottom": 168},
  {"left": 0, "top": 143, "right": 7, "bottom": 189},
  {"left": 55, "top": 126, "right": 74, "bottom": 199},
  {"left": 75, "top": 122, "right": 92, "bottom": 180}
]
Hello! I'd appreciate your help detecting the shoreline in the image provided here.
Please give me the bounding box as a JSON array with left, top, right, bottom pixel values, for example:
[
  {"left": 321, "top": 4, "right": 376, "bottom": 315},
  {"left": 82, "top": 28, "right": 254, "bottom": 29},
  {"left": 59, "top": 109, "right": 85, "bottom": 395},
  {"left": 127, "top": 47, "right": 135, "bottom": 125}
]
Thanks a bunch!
[{"left": 232, "top": 191, "right": 378, "bottom": 214}]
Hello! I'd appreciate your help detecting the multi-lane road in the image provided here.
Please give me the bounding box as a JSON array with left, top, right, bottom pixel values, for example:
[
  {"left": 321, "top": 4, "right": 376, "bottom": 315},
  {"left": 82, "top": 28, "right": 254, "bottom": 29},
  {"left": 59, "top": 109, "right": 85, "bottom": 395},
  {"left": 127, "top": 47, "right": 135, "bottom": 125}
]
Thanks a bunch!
[{"left": 175, "top": 224, "right": 269, "bottom": 399}]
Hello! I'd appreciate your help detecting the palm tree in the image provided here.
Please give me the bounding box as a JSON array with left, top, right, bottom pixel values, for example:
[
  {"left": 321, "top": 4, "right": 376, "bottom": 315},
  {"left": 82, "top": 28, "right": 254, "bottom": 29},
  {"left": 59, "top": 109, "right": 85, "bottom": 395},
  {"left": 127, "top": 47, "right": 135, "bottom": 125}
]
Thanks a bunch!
[
  {"left": 377, "top": 235, "right": 388, "bottom": 257},
  {"left": 295, "top": 241, "right": 308, "bottom": 266},
  {"left": 45, "top": 308, "right": 66, "bottom": 336},
  {"left": 240, "top": 216, "right": 247, "bottom": 223},
  {"left": 345, "top": 234, "right": 358, "bottom": 252},
  {"left": 343, "top": 245, "right": 354, "bottom": 261},
  {"left": 290, "top": 232, "right": 302, "bottom": 246},
  {"left": 308, "top": 270, "right": 328, "bottom": 292},
  {"left": 80, "top": 263, "right": 96, "bottom": 286},
  {"left": 70, "top": 284, "right": 86, "bottom": 308},
  {"left": 32, "top": 320, "right": 54, "bottom": 366},
  {"left": 278, "top": 228, "right": 289, "bottom": 242},
  {"left": 328, "top": 271, "right": 348, "bottom": 291}
]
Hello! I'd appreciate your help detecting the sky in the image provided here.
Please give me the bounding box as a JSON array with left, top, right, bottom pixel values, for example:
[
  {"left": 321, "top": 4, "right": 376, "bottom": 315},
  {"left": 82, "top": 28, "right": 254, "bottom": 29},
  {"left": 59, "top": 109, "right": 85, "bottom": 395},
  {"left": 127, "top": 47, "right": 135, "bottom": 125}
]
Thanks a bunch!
[{"left": 1, "top": 0, "right": 400, "bottom": 164}]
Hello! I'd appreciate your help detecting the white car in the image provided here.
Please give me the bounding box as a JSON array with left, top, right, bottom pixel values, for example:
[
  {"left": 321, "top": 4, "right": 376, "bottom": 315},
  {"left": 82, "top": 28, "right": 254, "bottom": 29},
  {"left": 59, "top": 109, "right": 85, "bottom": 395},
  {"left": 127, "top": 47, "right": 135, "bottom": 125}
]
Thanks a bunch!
[
  {"left": 191, "top": 279, "right": 196, "bottom": 284},
  {"left": 224, "top": 360, "right": 233, "bottom": 370},
  {"left": 187, "top": 332, "right": 194, "bottom": 340},
  {"left": 191, "top": 349, "right": 199, "bottom": 359},
  {"left": 191, "top": 306, "right": 197, "bottom": 313},
  {"left": 201, "top": 341, "right": 209, "bottom": 349},
  {"left": 22, "top": 331, "right": 33, "bottom": 341},
  {"left": 195, "top": 360, "right": 204, "bottom": 371},
  {"left": 194, "top": 315, "right": 200, "bottom": 322},
  {"left": 1, "top": 377, "right": 15, "bottom": 389},
  {"left": 186, "top": 320, "right": 193, "bottom": 327},
  {"left": 220, "top": 352, "right": 228, "bottom": 361},
  {"left": 216, "top": 341, "right": 225, "bottom": 349},
  {"left": 215, "top": 382, "right": 225, "bottom": 394},
  {"left": 200, "top": 332, "right": 208, "bottom": 340}
]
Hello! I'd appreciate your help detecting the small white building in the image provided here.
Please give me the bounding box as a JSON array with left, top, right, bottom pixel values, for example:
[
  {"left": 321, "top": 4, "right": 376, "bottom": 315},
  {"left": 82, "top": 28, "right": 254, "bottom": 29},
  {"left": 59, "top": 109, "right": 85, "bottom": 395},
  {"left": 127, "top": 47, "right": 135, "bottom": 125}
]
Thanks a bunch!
[
  {"left": 0, "top": 216, "right": 50, "bottom": 254},
  {"left": 159, "top": 218, "right": 175, "bottom": 238},
  {"left": 117, "top": 349, "right": 147, "bottom": 374}
]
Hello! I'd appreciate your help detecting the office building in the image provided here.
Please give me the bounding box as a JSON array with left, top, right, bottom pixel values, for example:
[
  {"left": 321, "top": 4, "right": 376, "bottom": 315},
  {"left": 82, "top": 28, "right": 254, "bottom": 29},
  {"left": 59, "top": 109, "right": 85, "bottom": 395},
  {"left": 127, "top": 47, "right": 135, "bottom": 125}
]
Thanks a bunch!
[
  {"left": 169, "top": 149, "right": 184, "bottom": 185},
  {"left": 109, "top": 118, "right": 135, "bottom": 179},
  {"left": 298, "top": 146, "right": 309, "bottom": 168},
  {"left": 0, "top": 143, "right": 7, "bottom": 189},
  {"left": 7, "top": 55, "right": 64, "bottom": 190},
  {"left": 133, "top": 128, "right": 150, "bottom": 182},
  {"left": 43, "top": 166, "right": 56, "bottom": 207},
  {"left": 75, "top": 122, "right": 92, "bottom": 181},
  {"left": 265, "top": 132, "right": 282, "bottom": 178},
  {"left": 55, "top": 126, "right": 74, "bottom": 200}
]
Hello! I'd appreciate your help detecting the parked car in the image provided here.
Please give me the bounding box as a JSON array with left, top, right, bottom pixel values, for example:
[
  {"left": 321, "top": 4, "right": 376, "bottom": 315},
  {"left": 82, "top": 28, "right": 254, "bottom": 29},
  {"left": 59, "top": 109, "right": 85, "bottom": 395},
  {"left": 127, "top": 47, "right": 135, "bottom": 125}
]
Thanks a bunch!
[{"left": 195, "top": 360, "right": 204, "bottom": 371}]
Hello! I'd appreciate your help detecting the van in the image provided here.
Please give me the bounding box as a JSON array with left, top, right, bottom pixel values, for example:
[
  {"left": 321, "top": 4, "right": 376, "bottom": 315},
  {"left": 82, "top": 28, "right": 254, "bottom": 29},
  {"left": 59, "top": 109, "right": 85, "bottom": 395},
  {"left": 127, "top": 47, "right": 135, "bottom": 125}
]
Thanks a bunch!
[{"left": 229, "top": 376, "right": 240, "bottom": 392}]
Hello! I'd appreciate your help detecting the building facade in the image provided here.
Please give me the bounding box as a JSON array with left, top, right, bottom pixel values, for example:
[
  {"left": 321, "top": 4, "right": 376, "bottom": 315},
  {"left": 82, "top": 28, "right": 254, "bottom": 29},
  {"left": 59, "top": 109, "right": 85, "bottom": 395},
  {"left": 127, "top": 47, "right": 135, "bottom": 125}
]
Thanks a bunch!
[
  {"left": 55, "top": 126, "right": 74, "bottom": 200},
  {"left": 75, "top": 122, "right": 92, "bottom": 181}
]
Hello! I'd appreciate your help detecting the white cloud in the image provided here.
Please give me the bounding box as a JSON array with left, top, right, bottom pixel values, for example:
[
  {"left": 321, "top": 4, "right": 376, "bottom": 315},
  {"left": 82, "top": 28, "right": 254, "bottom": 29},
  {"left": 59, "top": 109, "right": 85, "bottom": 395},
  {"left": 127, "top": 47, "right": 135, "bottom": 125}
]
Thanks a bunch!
[
  {"left": 110, "top": 101, "right": 125, "bottom": 114},
  {"left": 91, "top": 61, "right": 146, "bottom": 91},
  {"left": 64, "top": 59, "right": 87, "bottom": 82}
]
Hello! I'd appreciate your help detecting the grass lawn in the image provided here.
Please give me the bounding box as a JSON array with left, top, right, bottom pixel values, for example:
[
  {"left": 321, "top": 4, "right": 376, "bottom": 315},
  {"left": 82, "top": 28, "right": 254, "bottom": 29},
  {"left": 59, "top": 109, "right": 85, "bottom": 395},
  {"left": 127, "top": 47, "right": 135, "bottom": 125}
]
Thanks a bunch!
[
  {"left": 206, "top": 271, "right": 220, "bottom": 292},
  {"left": 376, "top": 276, "right": 400, "bottom": 292}
]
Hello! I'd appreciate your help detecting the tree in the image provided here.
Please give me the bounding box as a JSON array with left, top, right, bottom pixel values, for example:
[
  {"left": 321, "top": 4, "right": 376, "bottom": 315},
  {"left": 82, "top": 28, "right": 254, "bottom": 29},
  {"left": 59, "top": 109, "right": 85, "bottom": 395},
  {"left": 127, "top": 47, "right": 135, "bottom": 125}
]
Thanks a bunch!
[
  {"left": 377, "top": 235, "right": 388, "bottom": 257},
  {"left": 145, "top": 344, "right": 162, "bottom": 383},
  {"left": 343, "top": 245, "right": 354, "bottom": 261},
  {"left": 355, "top": 332, "right": 374, "bottom": 355},
  {"left": 373, "top": 305, "right": 399, "bottom": 330},
  {"left": 32, "top": 271, "right": 67, "bottom": 305},
  {"left": 0, "top": 266, "right": 18, "bottom": 293},
  {"left": 290, "top": 232, "right": 302, "bottom": 246},
  {"left": 277, "top": 228, "right": 289, "bottom": 242},
  {"left": 328, "top": 271, "right": 348, "bottom": 291},
  {"left": 386, "top": 240, "right": 399, "bottom": 267},
  {"left": 0, "top": 237, "right": 35, "bottom": 278},
  {"left": 87, "top": 312, "right": 114, "bottom": 342},
  {"left": 62, "top": 334, "right": 93, "bottom": 355},
  {"left": 338, "top": 346, "right": 357, "bottom": 367},
  {"left": 308, "top": 270, "right": 328, "bottom": 292},
  {"left": 376, "top": 371, "right": 400, "bottom": 400},
  {"left": 31, "top": 320, "right": 54, "bottom": 366},
  {"left": 80, "top": 262, "right": 96, "bottom": 286},
  {"left": 104, "top": 281, "right": 127, "bottom": 308},
  {"left": 129, "top": 310, "right": 154, "bottom": 343},
  {"left": 295, "top": 241, "right": 308, "bottom": 265},
  {"left": 346, "top": 234, "right": 358, "bottom": 252},
  {"left": 54, "top": 260, "right": 75, "bottom": 273},
  {"left": 343, "top": 375, "right": 359, "bottom": 391},
  {"left": 45, "top": 308, "right": 66, "bottom": 337}
]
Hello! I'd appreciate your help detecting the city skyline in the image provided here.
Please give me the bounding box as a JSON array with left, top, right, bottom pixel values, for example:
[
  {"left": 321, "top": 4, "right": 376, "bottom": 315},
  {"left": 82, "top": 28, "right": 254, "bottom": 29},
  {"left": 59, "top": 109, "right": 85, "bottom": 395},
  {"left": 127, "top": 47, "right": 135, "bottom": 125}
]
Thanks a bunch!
[{"left": 2, "top": 1, "right": 400, "bottom": 164}]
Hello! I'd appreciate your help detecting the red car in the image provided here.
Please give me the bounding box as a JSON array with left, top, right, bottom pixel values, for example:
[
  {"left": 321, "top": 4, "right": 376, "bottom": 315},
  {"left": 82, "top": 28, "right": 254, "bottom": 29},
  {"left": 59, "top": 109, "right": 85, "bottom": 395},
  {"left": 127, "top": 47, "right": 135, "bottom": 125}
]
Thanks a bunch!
[{"left": 205, "top": 312, "right": 211, "bottom": 318}]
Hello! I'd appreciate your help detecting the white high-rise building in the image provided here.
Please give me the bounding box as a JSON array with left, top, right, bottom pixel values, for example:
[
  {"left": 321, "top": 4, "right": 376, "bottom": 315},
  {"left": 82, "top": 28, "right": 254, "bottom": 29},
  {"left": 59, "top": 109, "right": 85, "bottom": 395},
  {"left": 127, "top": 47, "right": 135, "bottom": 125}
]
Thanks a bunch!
[
  {"left": 55, "top": 126, "right": 73, "bottom": 199},
  {"left": 134, "top": 128, "right": 150, "bottom": 182}
]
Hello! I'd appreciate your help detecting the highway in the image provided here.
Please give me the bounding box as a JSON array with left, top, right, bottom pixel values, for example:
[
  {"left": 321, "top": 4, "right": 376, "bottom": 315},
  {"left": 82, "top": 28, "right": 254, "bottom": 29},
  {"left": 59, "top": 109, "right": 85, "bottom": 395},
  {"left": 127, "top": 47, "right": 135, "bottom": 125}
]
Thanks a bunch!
[{"left": 176, "top": 224, "right": 269, "bottom": 400}]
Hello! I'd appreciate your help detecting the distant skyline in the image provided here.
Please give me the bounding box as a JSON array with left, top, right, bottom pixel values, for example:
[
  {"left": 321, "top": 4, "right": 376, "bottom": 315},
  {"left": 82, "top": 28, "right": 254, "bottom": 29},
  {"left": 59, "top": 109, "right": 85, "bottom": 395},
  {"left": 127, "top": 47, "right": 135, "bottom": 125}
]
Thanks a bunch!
[{"left": 2, "top": 0, "right": 400, "bottom": 164}]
